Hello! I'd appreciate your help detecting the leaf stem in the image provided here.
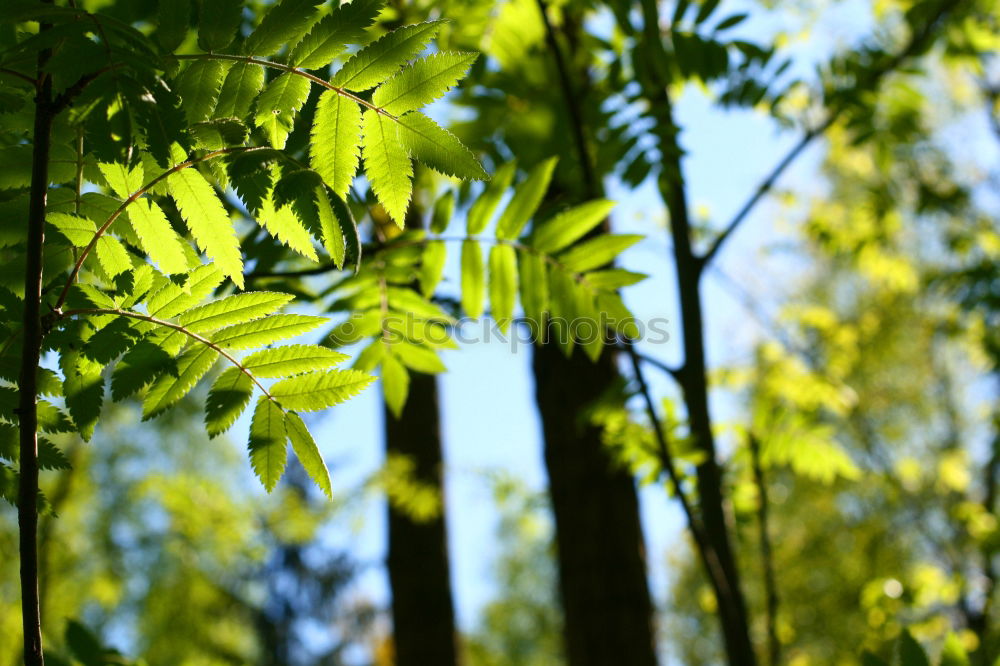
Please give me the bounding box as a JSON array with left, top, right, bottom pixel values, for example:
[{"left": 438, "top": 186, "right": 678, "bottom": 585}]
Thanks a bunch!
[
  {"left": 59, "top": 307, "right": 275, "bottom": 400},
  {"left": 247, "top": 234, "right": 604, "bottom": 292},
  {"left": 54, "top": 146, "right": 268, "bottom": 310},
  {"left": 174, "top": 53, "right": 397, "bottom": 119},
  {"left": 0, "top": 68, "right": 37, "bottom": 86}
]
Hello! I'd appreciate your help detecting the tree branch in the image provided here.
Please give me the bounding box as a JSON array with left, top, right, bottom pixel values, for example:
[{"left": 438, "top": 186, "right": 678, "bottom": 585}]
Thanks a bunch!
[
  {"left": 700, "top": 0, "right": 957, "bottom": 267},
  {"left": 0, "top": 68, "right": 37, "bottom": 86},
  {"left": 535, "top": 0, "right": 599, "bottom": 198},
  {"left": 624, "top": 341, "right": 735, "bottom": 605}
]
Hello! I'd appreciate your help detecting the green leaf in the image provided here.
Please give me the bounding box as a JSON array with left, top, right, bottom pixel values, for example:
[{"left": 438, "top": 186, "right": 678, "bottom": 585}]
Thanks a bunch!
[
  {"left": 714, "top": 13, "right": 748, "bottom": 31},
  {"left": 248, "top": 397, "right": 287, "bottom": 492},
  {"left": 860, "top": 651, "right": 889, "bottom": 666},
  {"left": 245, "top": 0, "right": 323, "bottom": 57},
  {"left": 190, "top": 117, "right": 250, "bottom": 149},
  {"left": 394, "top": 341, "right": 445, "bottom": 374},
  {"left": 212, "top": 314, "right": 326, "bottom": 350},
  {"left": 47, "top": 212, "right": 95, "bottom": 247},
  {"left": 97, "top": 161, "right": 143, "bottom": 199},
  {"left": 531, "top": 199, "right": 615, "bottom": 253},
  {"left": 129, "top": 198, "right": 189, "bottom": 274},
  {"left": 198, "top": 0, "right": 242, "bottom": 51},
  {"left": 214, "top": 63, "right": 266, "bottom": 120},
  {"left": 386, "top": 286, "right": 453, "bottom": 321},
  {"left": 179, "top": 292, "right": 294, "bottom": 333},
  {"left": 518, "top": 251, "right": 548, "bottom": 334},
  {"left": 146, "top": 264, "right": 224, "bottom": 319},
  {"left": 431, "top": 190, "right": 454, "bottom": 233},
  {"left": 270, "top": 369, "right": 375, "bottom": 411},
  {"left": 396, "top": 112, "right": 487, "bottom": 181},
  {"left": 460, "top": 239, "right": 484, "bottom": 318},
  {"left": 37, "top": 438, "right": 70, "bottom": 471},
  {"left": 940, "top": 633, "right": 970, "bottom": 666},
  {"left": 120, "top": 265, "right": 156, "bottom": 308},
  {"left": 254, "top": 72, "right": 312, "bottom": 149},
  {"left": 488, "top": 244, "right": 517, "bottom": 333},
  {"left": 290, "top": 0, "right": 384, "bottom": 70},
  {"left": 898, "top": 630, "right": 930, "bottom": 666},
  {"left": 316, "top": 187, "right": 346, "bottom": 268},
  {"left": 111, "top": 339, "right": 177, "bottom": 400},
  {"left": 332, "top": 21, "right": 442, "bottom": 91},
  {"left": 244, "top": 344, "right": 348, "bottom": 378},
  {"left": 205, "top": 367, "right": 254, "bottom": 438},
  {"left": 227, "top": 148, "right": 278, "bottom": 212},
  {"left": 95, "top": 236, "right": 132, "bottom": 278},
  {"left": 143, "top": 344, "right": 218, "bottom": 419},
  {"left": 285, "top": 411, "right": 332, "bottom": 498},
  {"left": 558, "top": 234, "right": 642, "bottom": 272},
  {"left": 325, "top": 310, "right": 382, "bottom": 346},
  {"left": 353, "top": 341, "right": 385, "bottom": 372},
  {"left": 381, "top": 352, "right": 408, "bottom": 417},
  {"left": 157, "top": 0, "right": 190, "bottom": 52},
  {"left": 695, "top": 0, "right": 721, "bottom": 24},
  {"left": 496, "top": 157, "right": 557, "bottom": 240},
  {"left": 60, "top": 352, "right": 103, "bottom": 441},
  {"left": 419, "top": 240, "right": 446, "bottom": 298},
  {"left": 132, "top": 79, "right": 190, "bottom": 168},
  {"left": 174, "top": 59, "right": 229, "bottom": 124},
  {"left": 372, "top": 52, "right": 477, "bottom": 115},
  {"left": 467, "top": 160, "right": 516, "bottom": 235},
  {"left": 311, "top": 90, "right": 362, "bottom": 199},
  {"left": 258, "top": 191, "right": 319, "bottom": 261},
  {"left": 362, "top": 109, "right": 412, "bottom": 227},
  {"left": 547, "top": 265, "right": 576, "bottom": 356},
  {"left": 585, "top": 269, "right": 647, "bottom": 290},
  {"left": 168, "top": 167, "right": 244, "bottom": 287}
]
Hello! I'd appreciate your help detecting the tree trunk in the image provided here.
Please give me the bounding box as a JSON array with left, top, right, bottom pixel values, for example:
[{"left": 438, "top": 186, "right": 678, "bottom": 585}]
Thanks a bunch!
[
  {"left": 384, "top": 371, "right": 458, "bottom": 666},
  {"left": 533, "top": 344, "right": 659, "bottom": 666},
  {"left": 20, "top": 19, "right": 54, "bottom": 664}
]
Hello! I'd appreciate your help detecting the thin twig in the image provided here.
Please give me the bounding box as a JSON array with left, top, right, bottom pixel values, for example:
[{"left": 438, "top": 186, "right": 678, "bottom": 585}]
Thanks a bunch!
[
  {"left": 624, "top": 340, "right": 734, "bottom": 603},
  {"left": 615, "top": 343, "right": 682, "bottom": 382},
  {"left": 535, "top": 0, "right": 599, "bottom": 198},
  {"left": 700, "top": 0, "right": 956, "bottom": 267},
  {"left": 51, "top": 64, "right": 123, "bottom": 114},
  {"left": 0, "top": 68, "right": 37, "bottom": 86},
  {"left": 700, "top": 127, "right": 824, "bottom": 267}
]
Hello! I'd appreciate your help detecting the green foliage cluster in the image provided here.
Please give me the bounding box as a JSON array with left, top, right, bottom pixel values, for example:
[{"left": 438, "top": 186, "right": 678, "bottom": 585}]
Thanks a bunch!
[
  {"left": 0, "top": 0, "right": 526, "bottom": 496},
  {"left": 324, "top": 156, "right": 642, "bottom": 415}
]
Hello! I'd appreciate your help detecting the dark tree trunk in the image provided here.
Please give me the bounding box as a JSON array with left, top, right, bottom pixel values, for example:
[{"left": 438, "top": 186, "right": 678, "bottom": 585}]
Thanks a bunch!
[
  {"left": 384, "top": 371, "right": 458, "bottom": 666},
  {"left": 533, "top": 344, "right": 659, "bottom": 666}
]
